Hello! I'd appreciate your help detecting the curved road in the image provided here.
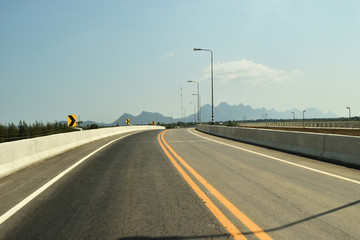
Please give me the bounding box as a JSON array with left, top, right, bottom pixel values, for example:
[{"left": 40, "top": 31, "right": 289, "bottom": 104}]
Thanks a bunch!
[{"left": 0, "top": 128, "right": 359, "bottom": 239}]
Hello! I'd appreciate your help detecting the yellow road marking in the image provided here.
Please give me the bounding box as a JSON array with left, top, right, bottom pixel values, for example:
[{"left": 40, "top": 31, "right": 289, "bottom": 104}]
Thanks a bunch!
[
  {"left": 158, "top": 131, "right": 246, "bottom": 240},
  {"left": 160, "top": 130, "right": 273, "bottom": 240}
]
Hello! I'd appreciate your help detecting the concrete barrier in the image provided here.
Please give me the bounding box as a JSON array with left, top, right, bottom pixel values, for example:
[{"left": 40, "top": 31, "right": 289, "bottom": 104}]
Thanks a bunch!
[
  {"left": 196, "top": 125, "right": 360, "bottom": 167},
  {"left": 237, "top": 120, "right": 360, "bottom": 129},
  {"left": 0, "top": 125, "right": 165, "bottom": 178}
]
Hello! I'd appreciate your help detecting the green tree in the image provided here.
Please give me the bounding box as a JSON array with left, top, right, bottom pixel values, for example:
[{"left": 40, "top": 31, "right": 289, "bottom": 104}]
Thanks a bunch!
[
  {"left": 7, "top": 123, "right": 18, "bottom": 140},
  {"left": 18, "top": 120, "right": 29, "bottom": 139},
  {"left": 0, "top": 124, "right": 6, "bottom": 142}
]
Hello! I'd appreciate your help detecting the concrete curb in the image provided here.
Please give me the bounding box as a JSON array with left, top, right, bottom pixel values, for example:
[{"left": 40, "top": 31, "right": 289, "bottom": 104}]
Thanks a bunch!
[
  {"left": 196, "top": 125, "right": 360, "bottom": 167},
  {"left": 0, "top": 125, "right": 165, "bottom": 178}
]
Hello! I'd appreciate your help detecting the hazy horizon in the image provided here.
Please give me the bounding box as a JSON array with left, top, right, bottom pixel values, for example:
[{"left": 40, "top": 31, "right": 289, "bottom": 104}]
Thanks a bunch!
[{"left": 0, "top": 101, "right": 342, "bottom": 125}]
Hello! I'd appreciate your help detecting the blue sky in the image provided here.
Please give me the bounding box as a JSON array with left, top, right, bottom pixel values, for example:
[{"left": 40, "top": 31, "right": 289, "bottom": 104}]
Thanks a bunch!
[{"left": 1, "top": 0, "right": 359, "bottom": 124}]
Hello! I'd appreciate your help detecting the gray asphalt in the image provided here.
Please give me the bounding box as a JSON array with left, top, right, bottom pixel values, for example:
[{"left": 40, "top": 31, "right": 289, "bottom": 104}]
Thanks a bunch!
[
  {"left": 164, "top": 128, "right": 360, "bottom": 240},
  {"left": 1, "top": 128, "right": 359, "bottom": 240},
  {"left": 0, "top": 130, "right": 231, "bottom": 240}
]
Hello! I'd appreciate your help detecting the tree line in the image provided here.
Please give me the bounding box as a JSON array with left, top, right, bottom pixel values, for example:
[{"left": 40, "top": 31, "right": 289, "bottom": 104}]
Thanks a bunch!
[{"left": 0, "top": 121, "right": 75, "bottom": 143}]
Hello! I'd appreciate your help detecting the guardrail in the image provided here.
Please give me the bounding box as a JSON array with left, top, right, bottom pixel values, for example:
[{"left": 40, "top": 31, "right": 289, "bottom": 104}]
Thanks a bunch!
[
  {"left": 196, "top": 125, "right": 360, "bottom": 168},
  {"left": 237, "top": 121, "right": 360, "bottom": 129},
  {"left": 0, "top": 125, "right": 165, "bottom": 178}
]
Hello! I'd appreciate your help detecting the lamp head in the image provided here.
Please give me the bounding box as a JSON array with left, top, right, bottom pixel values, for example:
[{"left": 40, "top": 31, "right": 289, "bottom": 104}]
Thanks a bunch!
[{"left": 193, "top": 48, "right": 202, "bottom": 51}]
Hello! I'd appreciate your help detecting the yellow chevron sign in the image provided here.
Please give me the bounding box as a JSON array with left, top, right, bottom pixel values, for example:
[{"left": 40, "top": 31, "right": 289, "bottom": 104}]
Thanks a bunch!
[
  {"left": 126, "top": 118, "right": 130, "bottom": 125},
  {"left": 68, "top": 115, "right": 76, "bottom": 127}
]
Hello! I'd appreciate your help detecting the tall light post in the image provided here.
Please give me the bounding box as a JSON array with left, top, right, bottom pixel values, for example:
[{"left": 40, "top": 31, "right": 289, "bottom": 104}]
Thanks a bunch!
[
  {"left": 188, "top": 80, "right": 200, "bottom": 124},
  {"left": 346, "top": 106, "right": 351, "bottom": 118},
  {"left": 180, "top": 87, "right": 184, "bottom": 123},
  {"left": 199, "top": 95, "right": 201, "bottom": 123},
  {"left": 265, "top": 113, "right": 268, "bottom": 127},
  {"left": 194, "top": 48, "right": 214, "bottom": 125},
  {"left": 302, "top": 110, "right": 306, "bottom": 128},
  {"left": 192, "top": 94, "right": 200, "bottom": 123},
  {"left": 189, "top": 102, "right": 196, "bottom": 123}
]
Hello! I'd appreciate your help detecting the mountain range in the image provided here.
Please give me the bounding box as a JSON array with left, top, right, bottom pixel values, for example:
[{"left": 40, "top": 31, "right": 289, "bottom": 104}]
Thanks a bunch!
[{"left": 80, "top": 102, "right": 338, "bottom": 126}]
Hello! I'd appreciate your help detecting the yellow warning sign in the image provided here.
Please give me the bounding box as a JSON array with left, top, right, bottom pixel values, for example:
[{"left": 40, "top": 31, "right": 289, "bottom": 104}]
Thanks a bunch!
[
  {"left": 126, "top": 118, "right": 130, "bottom": 125},
  {"left": 68, "top": 115, "right": 76, "bottom": 127}
]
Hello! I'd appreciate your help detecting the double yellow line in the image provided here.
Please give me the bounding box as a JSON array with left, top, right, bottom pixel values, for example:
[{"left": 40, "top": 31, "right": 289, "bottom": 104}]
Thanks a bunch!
[{"left": 158, "top": 130, "right": 273, "bottom": 240}]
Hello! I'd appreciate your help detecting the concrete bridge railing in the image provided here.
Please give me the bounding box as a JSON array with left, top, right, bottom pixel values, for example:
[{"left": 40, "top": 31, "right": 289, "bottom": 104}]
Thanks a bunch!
[
  {"left": 196, "top": 125, "right": 360, "bottom": 167},
  {"left": 0, "top": 125, "right": 165, "bottom": 178},
  {"left": 237, "top": 121, "right": 360, "bottom": 129}
]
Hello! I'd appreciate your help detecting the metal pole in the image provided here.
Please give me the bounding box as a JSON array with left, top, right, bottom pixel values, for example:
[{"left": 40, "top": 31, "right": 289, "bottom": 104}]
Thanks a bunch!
[
  {"left": 303, "top": 110, "right": 306, "bottom": 128},
  {"left": 197, "top": 81, "right": 200, "bottom": 124},
  {"left": 210, "top": 50, "right": 214, "bottom": 125},
  {"left": 199, "top": 95, "right": 201, "bottom": 123},
  {"left": 346, "top": 107, "right": 351, "bottom": 118},
  {"left": 188, "top": 80, "right": 200, "bottom": 124},
  {"left": 180, "top": 87, "right": 184, "bottom": 123},
  {"left": 192, "top": 94, "right": 198, "bottom": 122},
  {"left": 189, "top": 102, "right": 196, "bottom": 123},
  {"left": 194, "top": 48, "right": 214, "bottom": 125}
]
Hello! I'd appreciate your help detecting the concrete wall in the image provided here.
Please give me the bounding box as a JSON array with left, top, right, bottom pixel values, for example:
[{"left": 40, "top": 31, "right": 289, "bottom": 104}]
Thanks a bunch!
[
  {"left": 0, "top": 125, "right": 165, "bottom": 178},
  {"left": 196, "top": 125, "right": 360, "bottom": 167},
  {"left": 237, "top": 121, "right": 360, "bottom": 129}
]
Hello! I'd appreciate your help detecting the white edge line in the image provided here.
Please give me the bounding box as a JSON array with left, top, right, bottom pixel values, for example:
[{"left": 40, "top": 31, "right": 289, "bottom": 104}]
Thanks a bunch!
[
  {"left": 188, "top": 128, "right": 360, "bottom": 185},
  {"left": 0, "top": 132, "right": 137, "bottom": 226}
]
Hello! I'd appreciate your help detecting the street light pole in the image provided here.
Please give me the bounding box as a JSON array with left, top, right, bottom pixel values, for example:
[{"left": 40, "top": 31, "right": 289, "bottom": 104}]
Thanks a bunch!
[
  {"left": 346, "top": 107, "right": 351, "bottom": 118},
  {"left": 194, "top": 48, "right": 214, "bottom": 125},
  {"left": 265, "top": 113, "right": 268, "bottom": 127},
  {"left": 180, "top": 87, "right": 184, "bottom": 123},
  {"left": 302, "top": 110, "right": 306, "bottom": 128},
  {"left": 189, "top": 102, "right": 196, "bottom": 123},
  {"left": 188, "top": 80, "right": 200, "bottom": 124},
  {"left": 192, "top": 94, "right": 199, "bottom": 123}
]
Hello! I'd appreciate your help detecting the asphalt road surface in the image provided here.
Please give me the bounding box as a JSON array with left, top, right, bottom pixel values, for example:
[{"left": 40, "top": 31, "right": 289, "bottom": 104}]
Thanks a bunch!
[{"left": 0, "top": 128, "right": 359, "bottom": 240}]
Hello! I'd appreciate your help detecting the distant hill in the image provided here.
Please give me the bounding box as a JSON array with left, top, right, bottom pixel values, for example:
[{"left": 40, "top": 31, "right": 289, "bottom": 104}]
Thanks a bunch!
[
  {"left": 110, "top": 111, "right": 172, "bottom": 126},
  {"left": 198, "top": 102, "right": 338, "bottom": 122},
  {"left": 75, "top": 102, "right": 339, "bottom": 126}
]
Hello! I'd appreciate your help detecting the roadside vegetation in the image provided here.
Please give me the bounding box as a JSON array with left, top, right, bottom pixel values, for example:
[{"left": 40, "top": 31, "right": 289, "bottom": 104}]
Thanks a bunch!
[
  {"left": 2, "top": 117, "right": 359, "bottom": 143},
  {"left": 0, "top": 121, "right": 77, "bottom": 143},
  {"left": 159, "top": 121, "right": 199, "bottom": 129},
  {"left": 0, "top": 121, "right": 115, "bottom": 143}
]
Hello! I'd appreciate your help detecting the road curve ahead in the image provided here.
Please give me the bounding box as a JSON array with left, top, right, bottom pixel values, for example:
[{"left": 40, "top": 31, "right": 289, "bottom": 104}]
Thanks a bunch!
[
  {"left": 0, "top": 130, "right": 231, "bottom": 240},
  {"left": 0, "top": 128, "right": 359, "bottom": 240}
]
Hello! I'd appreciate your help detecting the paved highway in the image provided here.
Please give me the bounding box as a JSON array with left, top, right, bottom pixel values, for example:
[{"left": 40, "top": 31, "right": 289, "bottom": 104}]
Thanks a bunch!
[{"left": 0, "top": 128, "right": 359, "bottom": 239}]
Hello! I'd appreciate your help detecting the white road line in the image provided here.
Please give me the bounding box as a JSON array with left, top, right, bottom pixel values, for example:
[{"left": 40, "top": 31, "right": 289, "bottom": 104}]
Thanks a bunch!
[
  {"left": 188, "top": 128, "right": 360, "bottom": 185},
  {"left": 0, "top": 132, "right": 137, "bottom": 226}
]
